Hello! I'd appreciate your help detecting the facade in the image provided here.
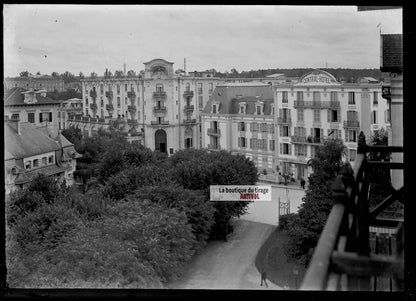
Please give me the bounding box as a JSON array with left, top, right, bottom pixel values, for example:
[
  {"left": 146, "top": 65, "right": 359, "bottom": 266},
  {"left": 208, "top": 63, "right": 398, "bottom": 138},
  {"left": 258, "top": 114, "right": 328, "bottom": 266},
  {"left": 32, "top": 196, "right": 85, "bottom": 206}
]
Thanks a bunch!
[
  {"left": 4, "top": 87, "right": 61, "bottom": 137},
  {"left": 274, "top": 69, "right": 390, "bottom": 181},
  {"left": 201, "top": 82, "right": 278, "bottom": 173},
  {"left": 76, "top": 58, "right": 228, "bottom": 152},
  {"left": 58, "top": 98, "right": 83, "bottom": 130},
  {"left": 4, "top": 75, "right": 65, "bottom": 92},
  {"left": 4, "top": 116, "right": 81, "bottom": 194},
  {"left": 201, "top": 70, "right": 390, "bottom": 182}
]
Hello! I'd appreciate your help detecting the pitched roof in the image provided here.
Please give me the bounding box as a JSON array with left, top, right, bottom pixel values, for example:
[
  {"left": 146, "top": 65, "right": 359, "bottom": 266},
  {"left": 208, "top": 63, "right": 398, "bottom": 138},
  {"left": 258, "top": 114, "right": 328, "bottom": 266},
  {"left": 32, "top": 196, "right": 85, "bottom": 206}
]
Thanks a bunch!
[
  {"left": 381, "top": 34, "right": 402, "bottom": 72},
  {"left": 5, "top": 122, "right": 61, "bottom": 159},
  {"left": 4, "top": 87, "right": 61, "bottom": 106},
  {"left": 202, "top": 84, "right": 274, "bottom": 115}
]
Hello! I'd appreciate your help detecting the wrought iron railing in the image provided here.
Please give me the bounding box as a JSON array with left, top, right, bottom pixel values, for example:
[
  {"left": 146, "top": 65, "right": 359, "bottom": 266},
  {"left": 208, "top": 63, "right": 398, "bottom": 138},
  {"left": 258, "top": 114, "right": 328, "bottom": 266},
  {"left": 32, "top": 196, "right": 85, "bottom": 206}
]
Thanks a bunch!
[{"left": 300, "top": 132, "right": 404, "bottom": 291}]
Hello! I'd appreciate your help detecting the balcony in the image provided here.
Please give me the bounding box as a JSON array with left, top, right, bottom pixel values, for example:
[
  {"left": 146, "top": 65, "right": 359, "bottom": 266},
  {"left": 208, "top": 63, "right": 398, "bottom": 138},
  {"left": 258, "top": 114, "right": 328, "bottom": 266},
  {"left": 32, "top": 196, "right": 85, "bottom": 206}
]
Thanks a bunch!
[
  {"left": 343, "top": 120, "right": 360, "bottom": 128},
  {"left": 106, "top": 104, "right": 114, "bottom": 111},
  {"left": 127, "top": 91, "right": 136, "bottom": 99},
  {"left": 184, "top": 118, "right": 197, "bottom": 124},
  {"left": 127, "top": 119, "right": 139, "bottom": 126},
  {"left": 183, "top": 90, "right": 194, "bottom": 97},
  {"left": 291, "top": 136, "right": 308, "bottom": 144},
  {"left": 82, "top": 116, "right": 89, "bottom": 122},
  {"left": 301, "top": 135, "right": 404, "bottom": 291},
  {"left": 322, "top": 101, "right": 341, "bottom": 108},
  {"left": 207, "top": 128, "right": 221, "bottom": 136},
  {"left": 151, "top": 120, "right": 169, "bottom": 126},
  {"left": 153, "top": 91, "right": 167, "bottom": 98},
  {"left": 208, "top": 143, "right": 221, "bottom": 150},
  {"left": 89, "top": 103, "right": 98, "bottom": 111},
  {"left": 105, "top": 91, "right": 113, "bottom": 99},
  {"left": 184, "top": 105, "right": 194, "bottom": 112},
  {"left": 153, "top": 106, "right": 167, "bottom": 114},
  {"left": 127, "top": 105, "right": 137, "bottom": 112},
  {"left": 89, "top": 90, "right": 97, "bottom": 99},
  {"left": 277, "top": 116, "right": 292, "bottom": 125}
]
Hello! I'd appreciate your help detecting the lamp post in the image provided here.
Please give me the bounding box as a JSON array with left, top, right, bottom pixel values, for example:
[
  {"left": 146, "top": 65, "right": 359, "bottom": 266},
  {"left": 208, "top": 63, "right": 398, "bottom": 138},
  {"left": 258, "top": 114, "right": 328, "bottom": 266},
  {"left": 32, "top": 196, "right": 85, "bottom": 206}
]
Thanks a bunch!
[{"left": 293, "top": 268, "right": 299, "bottom": 290}]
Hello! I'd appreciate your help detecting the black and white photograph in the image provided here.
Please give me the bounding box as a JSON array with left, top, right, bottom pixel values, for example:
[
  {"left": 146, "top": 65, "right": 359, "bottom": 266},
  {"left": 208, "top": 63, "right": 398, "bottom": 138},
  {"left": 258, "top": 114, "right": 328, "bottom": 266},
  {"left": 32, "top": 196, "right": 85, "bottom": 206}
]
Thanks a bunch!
[{"left": 3, "top": 4, "right": 406, "bottom": 295}]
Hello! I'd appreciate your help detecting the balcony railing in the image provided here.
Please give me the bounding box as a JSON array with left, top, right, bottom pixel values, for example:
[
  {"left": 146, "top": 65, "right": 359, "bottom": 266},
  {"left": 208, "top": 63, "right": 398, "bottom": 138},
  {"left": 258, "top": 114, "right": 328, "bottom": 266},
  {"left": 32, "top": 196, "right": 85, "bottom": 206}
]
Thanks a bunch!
[
  {"left": 184, "top": 118, "right": 197, "bottom": 124},
  {"left": 277, "top": 116, "right": 292, "bottom": 124},
  {"left": 127, "top": 105, "right": 137, "bottom": 112},
  {"left": 300, "top": 133, "right": 404, "bottom": 291},
  {"left": 183, "top": 90, "right": 194, "bottom": 97},
  {"left": 343, "top": 120, "right": 360, "bottom": 128},
  {"left": 153, "top": 106, "right": 167, "bottom": 114},
  {"left": 184, "top": 105, "right": 194, "bottom": 112},
  {"left": 207, "top": 143, "right": 221, "bottom": 150},
  {"left": 150, "top": 120, "right": 169, "bottom": 125},
  {"left": 153, "top": 91, "right": 167, "bottom": 98},
  {"left": 127, "top": 91, "right": 136, "bottom": 99},
  {"left": 105, "top": 91, "right": 113, "bottom": 98},
  {"left": 291, "top": 135, "right": 323, "bottom": 144},
  {"left": 127, "top": 119, "right": 139, "bottom": 126},
  {"left": 207, "top": 128, "right": 221, "bottom": 136},
  {"left": 293, "top": 100, "right": 340, "bottom": 109},
  {"left": 291, "top": 136, "right": 308, "bottom": 143}
]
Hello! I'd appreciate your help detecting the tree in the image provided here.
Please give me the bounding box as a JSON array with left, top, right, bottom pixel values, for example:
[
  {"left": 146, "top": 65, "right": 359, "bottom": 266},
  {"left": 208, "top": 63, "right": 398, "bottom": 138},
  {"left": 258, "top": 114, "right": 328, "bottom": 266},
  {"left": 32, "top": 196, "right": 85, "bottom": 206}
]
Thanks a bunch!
[
  {"left": 79, "top": 72, "right": 84, "bottom": 79},
  {"left": 36, "top": 71, "right": 41, "bottom": 75},
  {"left": 114, "top": 70, "right": 124, "bottom": 78},
  {"left": 127, "top": 70, "right": 136, "bottom": 77},
  {"left": 51, "top": 72, "right": 60, "bottom": 78},
  {"left": 284, "top": 138, "right": 346, "bottom": 266},
  {"left": 90, "top": 72, "right": 97, "bottom": 78},
  {"left": 61, "top": 126, "right": 83, "bottom": 150},
  {"left": 19, "top": 71, "right": 30, "bottom": 77}
]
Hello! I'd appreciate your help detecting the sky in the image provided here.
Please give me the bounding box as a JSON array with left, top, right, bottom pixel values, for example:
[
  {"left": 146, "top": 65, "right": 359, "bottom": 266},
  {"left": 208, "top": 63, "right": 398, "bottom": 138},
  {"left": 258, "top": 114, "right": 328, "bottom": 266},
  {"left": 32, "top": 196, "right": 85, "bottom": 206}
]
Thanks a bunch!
[{"left": 3, "top": 5, "right": 402, "bottom": 77}]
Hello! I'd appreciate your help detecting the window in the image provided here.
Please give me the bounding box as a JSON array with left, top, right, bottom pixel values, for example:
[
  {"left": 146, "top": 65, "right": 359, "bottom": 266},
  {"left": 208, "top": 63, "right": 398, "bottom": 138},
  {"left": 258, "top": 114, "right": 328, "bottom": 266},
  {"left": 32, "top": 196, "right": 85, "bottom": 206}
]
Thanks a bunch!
[
  {"left": 385, "top": 109, "right": 391, "bottom": 123},
  {"left": 33, "top": 159, "right": 39, "bottom": 168},
  {"left": 42, "top": 157, "right": 47, "bottom": 165},
  {"left": 256, "top": 106, "right": 261, "bottom": 115},
  {"left": 117, "top": 84, "right": 120, "bottom": 93},
  {"left": 371, "top": 110, "right": 377, "bottom": 124},
  {"left": 212, "top": 104, "right": 217, "bottom": 114},
  {"left": 269, "top": 124, "right": 275, "bottom": 133},
  {"left": 28, "top": 112, "right": 35, "bottom": 123},
  {"left": 282, "top": 91, "right": 288, "bottom": 103},
  {"left": 269, "top": 140, "right": 275, "bottom": 151},
  {"left": 25, "top": 161, "right": 31, "bottom": 169},
  {"left": 330, "top": 91, "right": 338, "bottom": 102},
  {"left": 240, "top": 105, "right": 245, "bottom": 114},
  {"left": 296, "top": 91, "right": 304, "bottom": 101},
  {"left": 349, "top": 149, "right": 357, "bottom": 162},
  {"left": 348, "top": 92, "right": 355, "bottom": 105},
  {"left": 125, "top": 84, "right": 128, "bottom": 91},
  {"left": 198, "top": 83, "right": 203, "bottom": 94},
  {"left": 238, "top": 122, "right": 246, "bottom": 131},
  {"left": 347, "top": 110, "right": 358, "bottom": 121},
  {"left": 345, "top": 130, "right": 357, "bottom": 142},
  {"left": 39, "top": 112, "right": 52, "bottom": 123},
  {"left": 280, "top": 143, "right": 291, "bottom": 155},
  {"left": 199, "top": 96, "right": 203, "bottom": 108},
  {"left": 313, "top": 91, "right": 321, "bottom": 102},
  {"left": 209, "top": 83, "right": 213, "bottom": 94},
  {"left": 295, "top": 145, "right": 307, "bottom": 156},
  {"left": 297, "top": 109, "right": 304, "bottom": 122},
  {"left": 101, "top": 98, "right": 104, "bottom": 107},
  {"left": 186, "top": 83, "right": 190, "bottom": 91},
  {"left": 328, "top": 110, "right": 339, "bottom": 122},
  {"left": 238, "top": 137, "right": 247, "bottom": 148},
  {"left": 49, "top": 156, "right": 54, "bottom": 164},
  {"left": 86, "top": 97, "right": 89, "bottom": 106},
  {"left": 313, "top": 109, "right": 320, "bottom": 122},
  {"left": 11, "top": 113, "right": 19, "bottom": 120},
  {"left": 117, "top": 97, "right": 121, "bottom": 107},
  {"left": 373, "top": 92, "right": 378, "bottom": 105},
  {"left": 100, "top": 84, "right": 103, "bottom": 93},
  {"left": 86, "top": 109, "right": 89, "bottom": 116},
  {"left": 280, "top": 125, "right": 289, "bottom": 137},
  {"left": 272, "top": 106, "right": 275, "bottom": 115},
  {"left": 101, "top": 109, "right": 104, "bottom": 118},
  {"left": 131, "top": 84, "right": 134, "bottom": 91}
]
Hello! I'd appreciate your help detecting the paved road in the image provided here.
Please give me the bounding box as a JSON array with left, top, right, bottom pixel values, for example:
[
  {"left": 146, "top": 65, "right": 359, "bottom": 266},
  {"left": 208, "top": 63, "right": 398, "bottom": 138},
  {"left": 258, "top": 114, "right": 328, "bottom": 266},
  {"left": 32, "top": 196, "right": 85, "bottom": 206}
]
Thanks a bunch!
[{"left": 167, "top": 185, "right": 305, "bottom": 290}]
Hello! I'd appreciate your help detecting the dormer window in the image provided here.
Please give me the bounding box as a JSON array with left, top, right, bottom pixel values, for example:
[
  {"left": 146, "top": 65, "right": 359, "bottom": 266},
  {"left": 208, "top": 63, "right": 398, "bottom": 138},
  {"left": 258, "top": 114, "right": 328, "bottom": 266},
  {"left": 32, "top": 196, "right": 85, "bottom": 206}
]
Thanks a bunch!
[
  {"left": 239, "top": 102, "right": 246, "bottom": 114},
  {"left": 212, "top": 104, "right": 217, "bottom": 114},
  {"left": 256, "top": 106, "right": 261, "bottom": 115},
  {"left": 255, "top": 100, "right": 264, "bottom": 115},
  {"left": 25, "top": 161, "right": 31, "bottom": 170}
]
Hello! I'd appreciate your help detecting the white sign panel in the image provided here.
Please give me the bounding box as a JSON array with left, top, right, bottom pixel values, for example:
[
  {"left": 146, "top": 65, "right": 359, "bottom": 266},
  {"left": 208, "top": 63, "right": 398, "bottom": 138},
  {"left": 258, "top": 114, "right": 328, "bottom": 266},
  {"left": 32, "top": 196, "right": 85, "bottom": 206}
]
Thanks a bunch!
[{"left": 210, "top": 185, "right": 272, "bottom": 201}]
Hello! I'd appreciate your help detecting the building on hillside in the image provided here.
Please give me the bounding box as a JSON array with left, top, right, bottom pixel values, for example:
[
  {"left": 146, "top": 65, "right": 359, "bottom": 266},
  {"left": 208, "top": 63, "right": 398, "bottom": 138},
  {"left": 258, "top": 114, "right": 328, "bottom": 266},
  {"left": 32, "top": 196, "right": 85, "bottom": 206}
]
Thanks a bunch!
[
  {"left": 58, "top": 98, "right": 83, "bottom": 130},
  {"left": 274, "top": 69, "right": 390, "bottom": 181},
  {"left": 201, "top": 82, "right": 279, "bottom": 174},
  {"left": 201, "top": 69, "right": 390, "bottom": 183},
  {"left": 4, "top": 87, "right": 61, "bottom": 137},
  {"left": 4, "top": 74, "right": 65, "bottom": 92},
  {"left": 4, "top": 116, "right": 81, "bottom": 194}
]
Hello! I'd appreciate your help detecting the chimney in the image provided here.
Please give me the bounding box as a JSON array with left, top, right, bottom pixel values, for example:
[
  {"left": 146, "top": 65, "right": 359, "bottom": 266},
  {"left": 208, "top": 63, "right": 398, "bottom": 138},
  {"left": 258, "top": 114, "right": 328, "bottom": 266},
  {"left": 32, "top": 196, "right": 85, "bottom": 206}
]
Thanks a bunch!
[
  {"left": 106, "top": 68, "right": 108, "bottom": 77},
  {"left": 124, "top": 63, "right": 126, "bottom": 76},
  {"left": 6, "top": 115, "right": 21, "bottom": 135},
  {"left": 184, "top": 58, "right": 186, "bottom": 74}
]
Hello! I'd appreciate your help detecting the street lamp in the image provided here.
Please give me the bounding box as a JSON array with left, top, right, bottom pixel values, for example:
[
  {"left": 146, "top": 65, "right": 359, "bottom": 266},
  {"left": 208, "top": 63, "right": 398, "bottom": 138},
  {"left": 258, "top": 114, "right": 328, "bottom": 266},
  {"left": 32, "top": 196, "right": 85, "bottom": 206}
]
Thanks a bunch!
[{"left": 293, "top": 268, "right": 299, "bottom": 290}]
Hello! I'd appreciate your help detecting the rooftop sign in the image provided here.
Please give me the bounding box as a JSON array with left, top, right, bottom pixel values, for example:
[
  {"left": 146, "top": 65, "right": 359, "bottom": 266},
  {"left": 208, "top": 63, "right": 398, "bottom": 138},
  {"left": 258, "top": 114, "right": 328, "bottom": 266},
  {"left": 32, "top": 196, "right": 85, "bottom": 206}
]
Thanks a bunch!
[{"left": 298, "top": 70, "right": 339, "bottom": 85}]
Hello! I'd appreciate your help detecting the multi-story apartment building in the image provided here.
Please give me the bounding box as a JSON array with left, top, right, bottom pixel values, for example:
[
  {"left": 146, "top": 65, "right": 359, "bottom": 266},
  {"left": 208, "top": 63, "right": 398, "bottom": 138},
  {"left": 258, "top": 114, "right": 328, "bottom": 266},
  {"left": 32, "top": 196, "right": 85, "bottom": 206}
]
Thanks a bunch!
[
  {"left": 4, "top": 74, "right": 65, "bottom": 92},
  {"left": 201, "top": 69, "right": 390, "bottom": 182},
  {"left": 77, "top": 58, "right": 227, "bottom": 152},
  {"left": 4, "top": 116, "right": 81, "bottom": 194},
  {"left": 274, "top": 69, "right": 390, "bottom": 180},
  {"left": 4, "top": 87, "right": 61, "bottom": 137},
  {"left": 201, "top": 82, "right": 277, "bottom": 172},
  {"left": 58, "top": 98, "right": 83, "bottom": 130}
]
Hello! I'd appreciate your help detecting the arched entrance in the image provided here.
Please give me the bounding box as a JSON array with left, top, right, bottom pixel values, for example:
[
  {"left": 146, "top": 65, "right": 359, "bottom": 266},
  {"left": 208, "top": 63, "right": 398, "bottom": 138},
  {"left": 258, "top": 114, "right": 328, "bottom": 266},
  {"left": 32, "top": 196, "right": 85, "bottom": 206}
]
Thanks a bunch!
[
  {"left": 155, "top": 129, "right": 167, "bottom": 153},
  {"left": 184, "top": 127, "right": 193, "bottom": 148}
]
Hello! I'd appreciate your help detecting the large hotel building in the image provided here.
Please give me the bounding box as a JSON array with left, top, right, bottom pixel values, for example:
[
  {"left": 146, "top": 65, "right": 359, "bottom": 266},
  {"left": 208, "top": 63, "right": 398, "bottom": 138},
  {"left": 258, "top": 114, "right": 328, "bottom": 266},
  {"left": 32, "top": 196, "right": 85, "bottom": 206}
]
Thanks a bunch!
[{"left": 69, "top": 59, "right": 390, "bottom": 182}]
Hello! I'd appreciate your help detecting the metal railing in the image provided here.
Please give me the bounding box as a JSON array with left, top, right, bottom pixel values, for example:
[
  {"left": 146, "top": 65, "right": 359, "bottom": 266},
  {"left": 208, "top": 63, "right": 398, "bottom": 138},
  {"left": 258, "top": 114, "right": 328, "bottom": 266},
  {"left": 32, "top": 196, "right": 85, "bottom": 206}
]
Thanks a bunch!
[
  {"left": 183, "top": 90, "right": 194, "bottom": 97},
  {"left": 293, "top": 100, "right": 340, "bottom": 109},
  {"left": 207, "top": 128, "right": 221, "bottom": 136},
  {"left": 300, "top": 133, "right": 404, "bottom": 291},
  {"left": 277, "top": 116, "right": 292, "bottom": 124},
  {"left": 153, "top": 106, "right": 167, "bottom": 114},
  {"left": 184, "top": 105, "right": 194, "bottom": 112},
  {"left": 343, "top": 120, "right": 360, "bottom": 128},
  {"left": 153, "top": 91, "right": 167, "bottom": 98},
  {"left": 184, "top": 118, "right": 197, "bottom": 124}
]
